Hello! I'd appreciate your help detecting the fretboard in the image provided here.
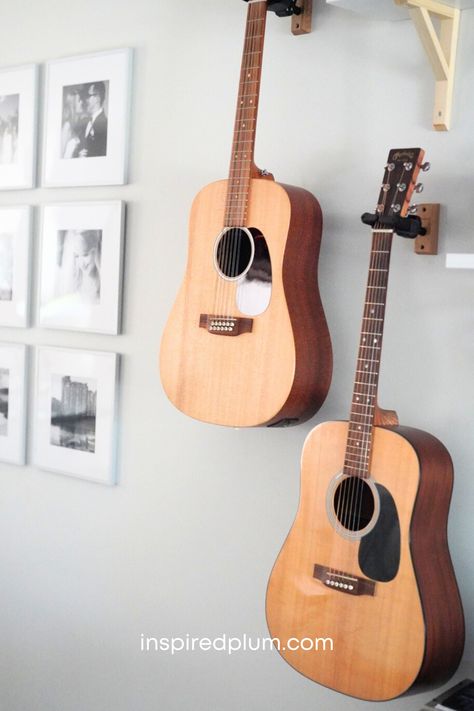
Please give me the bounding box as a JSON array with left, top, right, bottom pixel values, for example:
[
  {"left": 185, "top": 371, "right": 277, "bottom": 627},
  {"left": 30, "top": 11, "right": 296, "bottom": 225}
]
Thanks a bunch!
[
  {"left": 343, "top": 230, "right": 394, "bottom": 479},
  {"left": 224, "top": 1, "right": 267, "bottom": 228}
]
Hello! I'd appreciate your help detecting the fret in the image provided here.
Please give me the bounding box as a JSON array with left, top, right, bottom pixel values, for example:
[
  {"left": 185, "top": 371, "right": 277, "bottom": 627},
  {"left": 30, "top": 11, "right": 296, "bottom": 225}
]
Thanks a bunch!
[
  {"left": 344, "top": 454, "right": 369, "bottom": 464},
  {"left": 366, "top": 285, "right": 387, "bottom": 290},
  {"left": 346, "top": 442, "right": 370, "bottom": 452}
]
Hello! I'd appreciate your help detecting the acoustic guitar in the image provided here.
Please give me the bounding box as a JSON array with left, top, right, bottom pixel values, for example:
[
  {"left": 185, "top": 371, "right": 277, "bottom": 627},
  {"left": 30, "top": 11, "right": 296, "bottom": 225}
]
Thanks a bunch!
[
  {"left": 160, "top": 0, "right": 332, "bottom": 428},
  {"left": 266, "top": 148, "right": 464, "bottom": 700}
]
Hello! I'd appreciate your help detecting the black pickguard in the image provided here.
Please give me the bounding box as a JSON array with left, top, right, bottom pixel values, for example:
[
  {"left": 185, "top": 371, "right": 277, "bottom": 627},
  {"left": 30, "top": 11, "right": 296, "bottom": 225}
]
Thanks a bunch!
[{"left": 358, "top": 483, "right": 400, "bottom": 583}]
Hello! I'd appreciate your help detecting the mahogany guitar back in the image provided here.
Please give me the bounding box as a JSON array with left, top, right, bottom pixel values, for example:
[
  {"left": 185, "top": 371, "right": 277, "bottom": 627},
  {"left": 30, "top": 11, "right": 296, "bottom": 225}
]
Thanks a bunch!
[{"left": 160, "top": 178, "right": 332, "bottom": 427}]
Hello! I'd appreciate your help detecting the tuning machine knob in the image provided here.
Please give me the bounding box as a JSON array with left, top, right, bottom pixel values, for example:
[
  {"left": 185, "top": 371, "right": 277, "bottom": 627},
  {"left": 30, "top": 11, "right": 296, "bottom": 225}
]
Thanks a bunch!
[
  {"left": 414, "top": 183, "right": 424, "bottom": 193},
  {"left": 407, "top": 205, "right": 418, "bottom": 214},
  {"left": 421, "top": 161, "right": 431, "bottom": 172}
]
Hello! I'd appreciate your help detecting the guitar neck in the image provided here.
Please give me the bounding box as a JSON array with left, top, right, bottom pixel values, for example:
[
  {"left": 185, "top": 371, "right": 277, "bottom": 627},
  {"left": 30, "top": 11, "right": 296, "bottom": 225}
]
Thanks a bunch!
[
  {"left": 225, "top": 0, "right": 268, "bottom": 228},
  {"left": 343, "top": 229, "right": 394, "bottom": 479}
]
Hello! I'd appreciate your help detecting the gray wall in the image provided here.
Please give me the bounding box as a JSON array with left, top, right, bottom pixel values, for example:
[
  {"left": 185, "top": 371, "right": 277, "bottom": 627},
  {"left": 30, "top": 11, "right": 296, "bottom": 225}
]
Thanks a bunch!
[{"left": 0, "top": 1, "right": 472, "bottom": 709}]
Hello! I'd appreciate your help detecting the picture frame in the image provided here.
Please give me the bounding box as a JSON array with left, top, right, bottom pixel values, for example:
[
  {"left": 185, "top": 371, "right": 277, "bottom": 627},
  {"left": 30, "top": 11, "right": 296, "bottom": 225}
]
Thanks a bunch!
[
  {"left": 42, "top": 48, "right": 132, "bottom": 187},
  {"left": 0, "top": 343, "right": 27, "bottom": 465},
  {"left": 0, "top": 64, "right": 37, "bottom": 190},
  {"left": 0, "top": 205, "right": 32, "bottom": 327},
  {"left": 38, "top": 201, "right": 125, "bottom": 334},
  {"left": 33, "top": 347, "right": 119, "bottom": 485}
]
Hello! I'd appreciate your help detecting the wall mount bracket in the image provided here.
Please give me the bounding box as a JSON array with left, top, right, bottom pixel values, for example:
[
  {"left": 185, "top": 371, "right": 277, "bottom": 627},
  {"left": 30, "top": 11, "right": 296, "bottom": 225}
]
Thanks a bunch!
[
  {"left": 394, "top": 0, "right": 460, "bottom": 130},
  {"left": 245, "top": 0, "right": 312, "bottom": 35}
]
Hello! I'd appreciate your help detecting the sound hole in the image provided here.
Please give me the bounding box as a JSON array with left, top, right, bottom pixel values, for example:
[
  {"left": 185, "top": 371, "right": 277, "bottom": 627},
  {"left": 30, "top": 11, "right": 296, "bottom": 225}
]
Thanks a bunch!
[
  {"left": 333, "top": 477, "right": 375, "bottom": 532},
  {"left": 215, "top": 227, "right": 254, "bottom": 280}
]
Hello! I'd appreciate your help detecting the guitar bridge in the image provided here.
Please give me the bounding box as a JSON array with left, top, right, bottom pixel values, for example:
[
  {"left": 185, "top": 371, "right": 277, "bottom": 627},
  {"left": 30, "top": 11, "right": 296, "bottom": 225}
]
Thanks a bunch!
[
  {"left": 313, "top": 564, "right": 376, "bottom": 597},
  {"left": 199, "top": 314, "right": 253, "bottom": 337}
]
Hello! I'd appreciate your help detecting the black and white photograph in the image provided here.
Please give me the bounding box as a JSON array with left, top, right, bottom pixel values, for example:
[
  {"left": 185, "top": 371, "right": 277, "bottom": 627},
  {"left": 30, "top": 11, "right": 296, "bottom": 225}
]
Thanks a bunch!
[
  {"left": 39, "top": 202, "right": 123, "bottom": 333},
  {"left": 0, "top": 206, "right": 31, "bottom": 327},
  {"left": 0, "top": 65, "right": 37, "bottom": 189},
  {"left": 0, "top": 343, "right": 26, "bottom": 464},
  {"left": 55, "top": 229, "right": 102, "bottom": 304},
  {"left": 34, "top": 347, "right": 119, "bottom": 485},
  {"left": 0, "top": 233, "right": 13, "bottom": 301},
  {"left": 0, "top": 93, "right": 19, "bottom": 165},
  {"left": 0, "top": 367, "right": 9, "bottom": 437},
  {"left": 61, "top": 81, "right": 109, "bottom": 159},
  {"left": 43, "top": 49, "right": 132, "bottom": 186},
  {"left": 51, "top": 373, "right": 97, "bottom": 453}
]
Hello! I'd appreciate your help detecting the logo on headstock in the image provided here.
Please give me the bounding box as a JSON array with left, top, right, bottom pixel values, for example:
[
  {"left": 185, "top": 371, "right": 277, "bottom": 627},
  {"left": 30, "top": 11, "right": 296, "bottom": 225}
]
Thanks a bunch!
[{"left": 392, "top": 150, "right": 415, "bottom": 162}]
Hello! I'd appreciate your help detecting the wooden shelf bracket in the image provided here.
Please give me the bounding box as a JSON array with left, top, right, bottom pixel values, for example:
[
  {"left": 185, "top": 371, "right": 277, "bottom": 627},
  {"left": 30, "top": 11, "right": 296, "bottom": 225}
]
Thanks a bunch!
[{"left": 395, "top": 0, "right": 460, "bottom": 130}]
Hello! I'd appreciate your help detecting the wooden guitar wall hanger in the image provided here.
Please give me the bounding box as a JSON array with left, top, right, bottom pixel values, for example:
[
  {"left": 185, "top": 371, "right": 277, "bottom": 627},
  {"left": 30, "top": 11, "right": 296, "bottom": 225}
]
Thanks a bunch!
[
  {"left": 160, "top": 0, "right": 332, "bottom": 428},
  {"left": 245, "top": 0, "right": 313, "bottom": 34},
  {"left": 266, "top": 148, "right": 464, "bottom": 700}
]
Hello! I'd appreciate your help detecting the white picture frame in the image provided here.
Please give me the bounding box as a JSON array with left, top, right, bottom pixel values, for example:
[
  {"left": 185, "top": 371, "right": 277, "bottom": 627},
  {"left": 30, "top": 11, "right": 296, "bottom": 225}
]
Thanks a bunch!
[
  {"left": 0, "top": 343, "right": 27, "bottom": 465},
  {"left": 0, "top": 206, "right": 32, "bottom": 327},
  {"left": 42, "top": 48, "right": 132, "bottom": 187},
  {"left": 38, "top": 201, "right": 124, "bottom": 334},
  {"left": 33, "top": 347, "right": 119, "bottom": 485},
  {"left": 0, "top": 64, "right": 37, "bottom": 190}
]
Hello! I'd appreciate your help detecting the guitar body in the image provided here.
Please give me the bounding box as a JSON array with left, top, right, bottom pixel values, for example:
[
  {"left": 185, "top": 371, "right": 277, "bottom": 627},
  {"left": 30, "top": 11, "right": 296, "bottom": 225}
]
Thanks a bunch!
[
  {"left": 266, "top": 421, "right": 464, "bottom": 700},
  {"left": 160, "top": 178, "right": 332, "bottom": 427}
]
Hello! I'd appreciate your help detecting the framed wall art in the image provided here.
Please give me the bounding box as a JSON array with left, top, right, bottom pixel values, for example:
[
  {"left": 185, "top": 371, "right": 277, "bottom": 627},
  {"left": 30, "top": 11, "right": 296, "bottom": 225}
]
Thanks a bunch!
[
  {"left": 0, "top": 205, "right": 31, "bottom": 327},
  {"left": 0, "top": 64, "right": 37, "bottom": 190},
  {"left": 33, "top": 347, "right": 119, "bottom": 485},
  {"left": 38, "top": 201, "right": 124, "bottom": 334},
  {"left": 42, "top": 48, "right": 133, "bottom": 187},
  {"left": 0, "top": 343, "right": 27, "bottom": 465}
]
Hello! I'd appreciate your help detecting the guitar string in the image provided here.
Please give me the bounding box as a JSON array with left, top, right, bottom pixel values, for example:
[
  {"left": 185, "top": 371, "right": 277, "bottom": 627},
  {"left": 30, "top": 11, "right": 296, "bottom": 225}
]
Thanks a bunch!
[
  {"left": 347, "top": 198, "right": 390, "bottom": 541},
  {"left": 227, "top": 2, "right": 265, "bottom": 319},
  {"left": 214, "top": 5, "right": 255, "bottom": 320},
  {"left": 218, "top": 2, "right": 263, "bottom": 321},
  {"left": 353, "top": 163, "right": 409, "bottom": 533},
  {"left": 345, "top": 226, "right": 388, "bottom": 535},
  {"left": 349, "top": 230, "right": 388, "bottom": 535},
  {"left": 331, "top": 163, "right": 395, "bottom": 584},
  {"left": 346, "top": 164, "right": 395, "bottom": 539},
  {"left": 351, "top": 230, "right": 390, "bottom": 534}
]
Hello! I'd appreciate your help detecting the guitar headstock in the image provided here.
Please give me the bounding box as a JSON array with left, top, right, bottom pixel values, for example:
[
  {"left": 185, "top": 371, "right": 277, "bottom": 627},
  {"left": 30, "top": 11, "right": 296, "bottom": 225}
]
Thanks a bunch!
[{"left": 375, "top": 148, "right": 429, "bottom": 219}]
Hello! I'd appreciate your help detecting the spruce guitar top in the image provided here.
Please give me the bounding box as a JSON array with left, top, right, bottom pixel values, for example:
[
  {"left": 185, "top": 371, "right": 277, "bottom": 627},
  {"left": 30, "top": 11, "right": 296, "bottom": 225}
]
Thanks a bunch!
[
  {"left": 160, "top": 0, "right": 332, "bottom": 428},
  {"left": 266, "top": 149, "right": 464, "bottom": 700}
]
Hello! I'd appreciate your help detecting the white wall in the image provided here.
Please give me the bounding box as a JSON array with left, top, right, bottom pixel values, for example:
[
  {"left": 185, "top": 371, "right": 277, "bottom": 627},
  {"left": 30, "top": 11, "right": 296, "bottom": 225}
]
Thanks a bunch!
[{"left": 0, "top": 1, "right": 472, "bottom": 709}]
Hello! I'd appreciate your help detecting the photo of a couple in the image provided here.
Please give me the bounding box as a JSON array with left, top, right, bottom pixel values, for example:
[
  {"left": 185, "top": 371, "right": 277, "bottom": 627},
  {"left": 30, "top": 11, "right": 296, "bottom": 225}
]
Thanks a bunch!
[{"left": 61, "top": 80, "right": 109, "bottom": 159}]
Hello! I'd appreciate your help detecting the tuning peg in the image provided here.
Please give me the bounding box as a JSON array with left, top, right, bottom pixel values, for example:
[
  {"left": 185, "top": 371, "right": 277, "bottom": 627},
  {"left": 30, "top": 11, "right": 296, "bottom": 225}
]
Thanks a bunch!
[
  {"left": 385, "top": 163, "right": 395, "bottom": 172},
  {"left": 414, "top": 183, "right": 424, "bottom": 193},
  {"left": 403, "top": 161, "right": 413, "bottom": 171},
  {"left": 391, "top": 204, "right": 401, "bottom": 213},
  {"left": 407, "top": 205, "right": 418, "bottom": 214},
  {"left": 421, "top": 162, "right": 431, "bottom": 172}
]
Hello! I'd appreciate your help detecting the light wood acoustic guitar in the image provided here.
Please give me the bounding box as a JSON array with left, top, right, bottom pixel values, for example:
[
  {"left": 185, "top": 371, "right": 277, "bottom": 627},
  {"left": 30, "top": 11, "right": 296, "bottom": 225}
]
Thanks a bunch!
[
  {"left": 160, "top": 0, "right": 332, "bottom": 428},
  {"left": 266, "top": 148, "right": 464, "bottom": 700}
]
